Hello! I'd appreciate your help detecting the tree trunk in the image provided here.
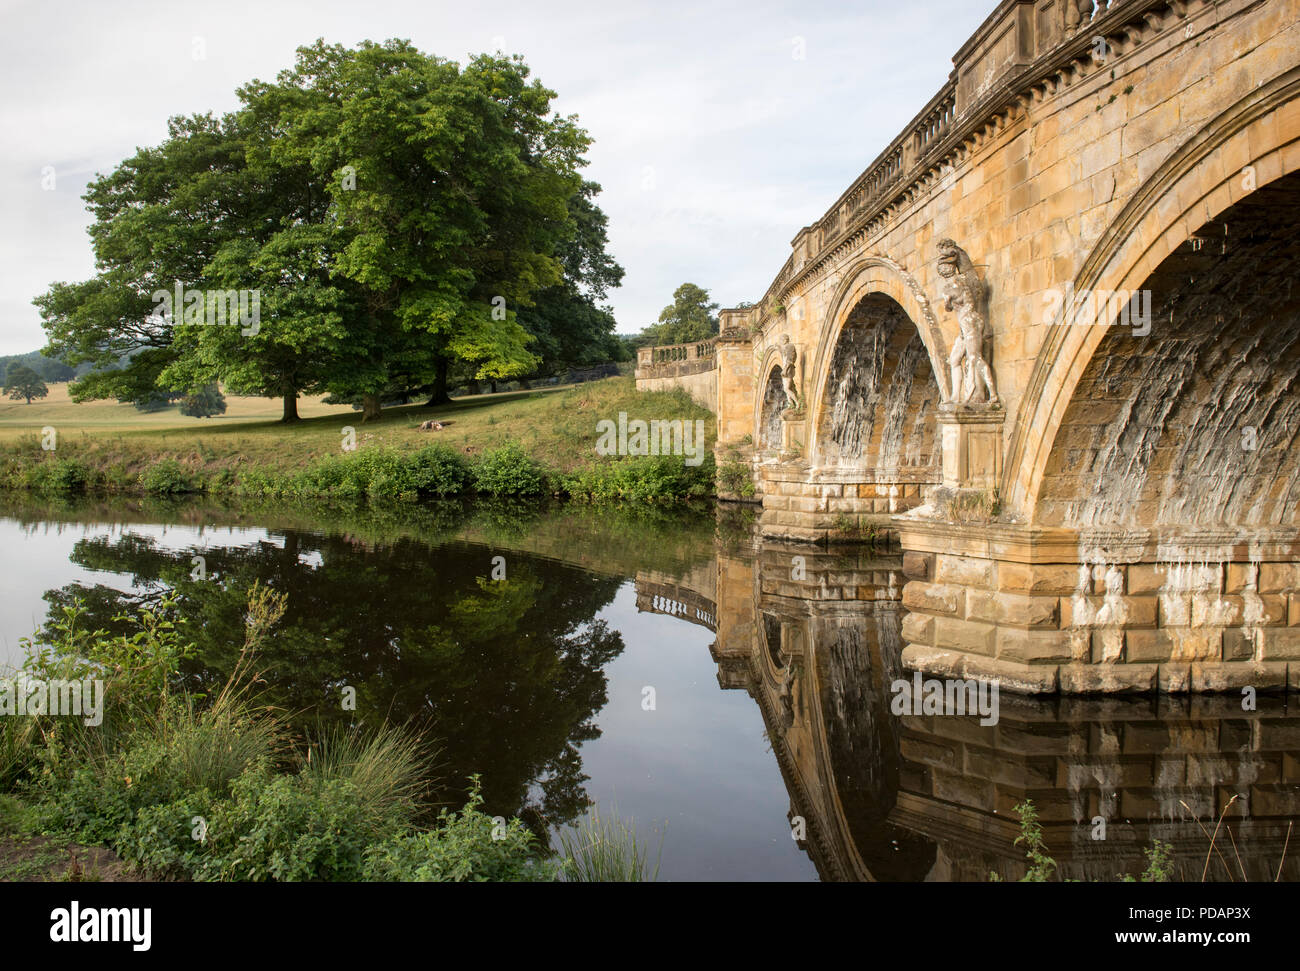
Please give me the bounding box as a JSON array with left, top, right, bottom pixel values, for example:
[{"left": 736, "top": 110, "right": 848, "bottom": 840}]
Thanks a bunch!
[
  {"left": 424, "top": 359, "right": 451, "bottom": 406},
  {"left": 280, "top": 392, "right": 300, "bottom": 423},
  {"left": 362, "top": 393, "right": 382, "bottom": 422}
]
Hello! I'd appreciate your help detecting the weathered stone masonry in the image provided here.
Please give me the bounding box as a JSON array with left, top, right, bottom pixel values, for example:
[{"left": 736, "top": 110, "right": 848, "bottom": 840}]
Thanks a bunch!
[{"left": 638, "top": 0, "right": 1300, "bottom": 693}]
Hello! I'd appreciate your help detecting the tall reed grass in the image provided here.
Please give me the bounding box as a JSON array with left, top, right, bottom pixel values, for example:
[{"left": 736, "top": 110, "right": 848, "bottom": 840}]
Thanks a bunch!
[{"left": 556, "top": 806, "right": 663, "bottom": 882}]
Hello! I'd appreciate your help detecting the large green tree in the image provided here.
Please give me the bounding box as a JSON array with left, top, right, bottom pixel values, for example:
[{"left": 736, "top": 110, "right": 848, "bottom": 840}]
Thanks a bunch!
[
  {"left": 158, "top": 96, "right": 361, "bottom": 422},
  {"left": 36, "top": 111, "right": 354, "bottom": 422},
  {"left": 37, "top": 39, "right": 601, "bottom": 422},
  {"left": 267, "top": 41, "right": 591, "bottom": 416},
  {"left": 512, "top": 180, "right": 628, "bottom": 378},
  {"left": 36, "top": 114, "right": 242, "bottom": 407},
  {"left": 641, "top": 283, "right": 719, "bottom": 345}
]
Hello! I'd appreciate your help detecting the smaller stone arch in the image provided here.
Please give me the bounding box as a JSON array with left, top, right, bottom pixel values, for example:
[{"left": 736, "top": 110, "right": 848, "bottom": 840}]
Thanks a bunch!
[
  {"left": 813, "top": 295, "right": 939, "bottom": 474},
  {"left": 807, "top": 257, "right": 949, "bottom": 464},
  {"left": 757, "top": 364, "right": 789, "bottom": 451}
]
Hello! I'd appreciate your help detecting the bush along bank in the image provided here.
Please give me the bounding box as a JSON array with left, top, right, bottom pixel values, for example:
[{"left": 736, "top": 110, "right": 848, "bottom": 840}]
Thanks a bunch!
[
  {"left": 0, "top": 440, "right": 718, "bottom": 505},
  {"left": 0, "top": 585, "right": 659, "bottom": 882}
]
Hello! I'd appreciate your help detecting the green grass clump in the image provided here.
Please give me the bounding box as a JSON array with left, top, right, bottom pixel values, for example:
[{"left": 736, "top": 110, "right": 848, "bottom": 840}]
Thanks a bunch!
[
  {"left": 0, "top": 719, "right": 37, "bottom": 791},
  {"left": 556, "top": 806, "right": 662, "bottom": 882}
]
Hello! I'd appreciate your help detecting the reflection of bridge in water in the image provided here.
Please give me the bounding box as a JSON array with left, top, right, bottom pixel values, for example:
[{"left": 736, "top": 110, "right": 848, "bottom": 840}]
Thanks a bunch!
[
  {"left": 635, "top": 571, "right": 717, "bottom": 632},
  {"left": 635, "top": 520, "right": 1300, "bottom": 882}
]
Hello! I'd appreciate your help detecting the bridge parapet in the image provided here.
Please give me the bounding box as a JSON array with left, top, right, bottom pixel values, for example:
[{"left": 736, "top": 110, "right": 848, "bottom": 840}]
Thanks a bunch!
[
  {"left": 633, "top": 338, "right": 719, "bottom": 410},
  {"left": 744, "top": 0, "right": 1213, "bottom": 343},
  {"left": 634, "top": 338, "right": 717, "bottom": 377}
]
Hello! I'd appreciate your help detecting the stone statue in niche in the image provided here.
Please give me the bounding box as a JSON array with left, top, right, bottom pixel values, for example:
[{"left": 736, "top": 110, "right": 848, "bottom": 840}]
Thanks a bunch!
[
  {"left": 936, "top": 238, "right": 1000, "bottom": 408},
  {"left": 779, "top": 334, "right": 802, "bottom": 412}
]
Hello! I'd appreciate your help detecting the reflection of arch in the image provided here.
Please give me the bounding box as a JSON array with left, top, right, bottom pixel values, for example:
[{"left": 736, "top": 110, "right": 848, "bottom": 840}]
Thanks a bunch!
[
  {"left": 746, "top": 601, "right": 935, "bottom": 882},
  {"left": 757, "top": 365, "right": 788, "bottom": 451},
  {"left": 762, "top": 612, "right": 786, "bottom": 669},
  {"left": 1008, "top": 69, "right": 1300, "bottom": 521},
  {"left": 734, "top": 546, "right": 938, "bottom": 881}
]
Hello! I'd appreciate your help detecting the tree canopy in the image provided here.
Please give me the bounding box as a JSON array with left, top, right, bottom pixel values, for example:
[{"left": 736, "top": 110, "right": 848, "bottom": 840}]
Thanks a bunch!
[
  {"left": 3, "top": 364, "right": 49, "bottom": 404},
  {"left": 37, "top": 40, "right": 623, "bottom": 421},
  {"left": 639, "top": 283, "right": 719, "bottom": 345}
]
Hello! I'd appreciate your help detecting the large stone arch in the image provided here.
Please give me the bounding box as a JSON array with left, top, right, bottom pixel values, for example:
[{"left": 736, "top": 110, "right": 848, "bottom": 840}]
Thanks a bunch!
[
  {"left": 1036, "top": 169, "right": 1300, "bottom": 531},
  {"left": 807, "top": 257, "right": 950, "bottom": 466},
  {"left": 1008, "top": 69, "right": 1300, "bottom": 523}
]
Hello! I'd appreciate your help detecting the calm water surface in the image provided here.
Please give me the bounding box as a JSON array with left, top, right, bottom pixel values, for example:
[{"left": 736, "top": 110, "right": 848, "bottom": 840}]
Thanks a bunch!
[{"left": 2, "top": 496, "right": 1297, "bottom": 882}]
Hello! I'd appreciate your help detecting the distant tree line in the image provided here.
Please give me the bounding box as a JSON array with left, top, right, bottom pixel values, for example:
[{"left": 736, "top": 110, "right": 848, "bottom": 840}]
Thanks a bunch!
[{"left": 0, "top": 350, "right": 85, "bottom": 384}]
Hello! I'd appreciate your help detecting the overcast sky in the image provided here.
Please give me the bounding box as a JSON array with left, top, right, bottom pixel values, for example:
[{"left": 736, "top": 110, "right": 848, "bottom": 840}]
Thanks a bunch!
[{"left": 0, "top": 0, "right": 989, "bottom": 354}]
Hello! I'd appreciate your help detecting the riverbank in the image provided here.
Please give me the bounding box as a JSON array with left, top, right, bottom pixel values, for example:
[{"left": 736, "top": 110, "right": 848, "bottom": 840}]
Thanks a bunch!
[
  {"left": 0, "top": 585, "right": 658, "bottom": 882},
  {"left": 0, "top": 377, "right": 717, "bottom": 504}
]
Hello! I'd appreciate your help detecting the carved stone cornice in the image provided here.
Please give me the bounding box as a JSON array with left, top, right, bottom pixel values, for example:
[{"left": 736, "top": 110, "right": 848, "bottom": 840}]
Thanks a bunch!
[{"left": 746, "top": 0, "right": 1224, "bottom": 329}]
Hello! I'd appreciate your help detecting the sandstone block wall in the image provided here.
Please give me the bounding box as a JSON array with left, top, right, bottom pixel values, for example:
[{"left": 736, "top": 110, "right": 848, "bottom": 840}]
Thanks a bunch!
[{"left": 900, "top": 552, "right": 1300, "bottom": 693}]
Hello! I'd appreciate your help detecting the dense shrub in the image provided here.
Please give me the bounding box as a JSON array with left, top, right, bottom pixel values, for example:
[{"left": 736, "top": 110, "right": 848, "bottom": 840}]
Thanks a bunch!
[
  {"left": 363, "top": 778, "right": 555, "bottom": 882},
  {"left": 179, "top": 385, "right": 227, "bottom": 418},
  {"left": 25, "top": 457, "right": 90, "bottom": 494},
  {"left": 127, "top": 791, "right": 222, "bottom": 876},
  {"left": 405, "top": 444, "right": 471, "bottom": 497},
  {"left": 198, "top": 771, "right": 401, "bottom": 881},
  {"left": 473, "top": 443, "right": 546, "bottom": 497},
  {"left": 240, "top": 445, "right": 471, "bottom": 502},
  {"left": 566, "top": 455, "right": 714, "bottom": 502},
  {"left": 141, "top": 458, "right": 201, "bottom": 495}
]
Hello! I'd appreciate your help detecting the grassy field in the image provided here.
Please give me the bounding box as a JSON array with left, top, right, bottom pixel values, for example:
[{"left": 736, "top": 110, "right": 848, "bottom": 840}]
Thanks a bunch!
[
  {"left": 0, "top": 382, "right": 356, "bottom": 438},
  {"left": 0, "top": 376, "right": 717, "bottom": 499}
]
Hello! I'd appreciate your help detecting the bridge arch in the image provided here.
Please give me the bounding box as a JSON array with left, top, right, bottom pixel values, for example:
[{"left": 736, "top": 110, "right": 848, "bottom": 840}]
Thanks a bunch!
[
  {"left": 754, "top": 352, "right": 790, "bottom": 453},
  {"left": 1009, "top": 70, "right": 1300, "bottom": 525},
  {"left": 807, "top": 258, "right": 949, "bottom": 472}
]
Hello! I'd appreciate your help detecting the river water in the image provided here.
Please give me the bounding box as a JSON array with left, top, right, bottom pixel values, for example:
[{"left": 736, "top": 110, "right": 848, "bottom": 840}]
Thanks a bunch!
[{"left": 1, "top": 496, "right": 1296, "bottom": 882}]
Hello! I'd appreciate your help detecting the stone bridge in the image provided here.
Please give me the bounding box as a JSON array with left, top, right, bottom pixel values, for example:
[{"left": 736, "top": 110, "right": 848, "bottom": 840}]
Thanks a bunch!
[{"left": 637, "top": 0, "right": 1300, "bottom": 693}]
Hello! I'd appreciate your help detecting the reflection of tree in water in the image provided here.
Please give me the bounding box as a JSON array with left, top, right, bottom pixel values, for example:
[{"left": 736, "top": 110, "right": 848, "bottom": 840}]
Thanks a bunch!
[{"left": 42, "top": 530, "right": 626, "bottom": 828}]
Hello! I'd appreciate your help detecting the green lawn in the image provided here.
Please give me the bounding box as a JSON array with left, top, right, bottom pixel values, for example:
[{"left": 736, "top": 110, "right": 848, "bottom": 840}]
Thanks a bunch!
[{"left": 0, "top": 376, "right": 716, "bottom": 494}]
